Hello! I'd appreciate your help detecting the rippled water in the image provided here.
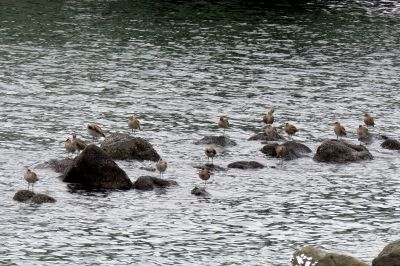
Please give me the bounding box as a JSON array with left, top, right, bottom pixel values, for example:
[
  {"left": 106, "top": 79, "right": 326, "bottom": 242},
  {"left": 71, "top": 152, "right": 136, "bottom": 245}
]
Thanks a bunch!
[{"left": 1, "top": 1, "right": 399, "bottom": 265}]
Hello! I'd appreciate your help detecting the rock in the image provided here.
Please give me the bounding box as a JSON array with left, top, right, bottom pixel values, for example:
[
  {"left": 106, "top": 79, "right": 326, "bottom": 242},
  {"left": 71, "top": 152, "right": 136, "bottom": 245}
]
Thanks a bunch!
[
  {"left": 62, "top": 144, "right": 133, "bottom": 190},
  {"left": 191, "top": 186, "right": 210, "bottom": 197},
  {"left": 42, "top": 158, "right": 74, "bottom": 173},
  {"left": 373, "top": 239, "right": 400, "bottom": 266},
  {"left": 194, "top": 164, "right": 226, "bottom": 171},
  {"left": 261, "top": 141, "right": 312, "bottom": 160},
  {"left": 31, "top": 193, "right": 56, "bottom": 204},
  {"left": 292, "top": 246, "right": 368, "bottom": 266},
  {"left": 13, "top": 190, "right": 35, "bottom": 202},
  {"left": 132, "top": 176, "right": 178, "bottom": 191},
  {"left": 195, "top": 135, "right": 237, "bottom": 146},
  {"left": 314, "top": 139, "right": 373, "bottom": 163},
  {"left": 227, "top": 161, "right": 264, "bottom": 169},
  {"left": 101, "top": 133, "right": 160, "bottom": 161},
  {"left": 381, "top": 135, "right": 400, "bottom": 150},
  {"left": 248, "top": 132, "right": 284, "bottom": 141}
]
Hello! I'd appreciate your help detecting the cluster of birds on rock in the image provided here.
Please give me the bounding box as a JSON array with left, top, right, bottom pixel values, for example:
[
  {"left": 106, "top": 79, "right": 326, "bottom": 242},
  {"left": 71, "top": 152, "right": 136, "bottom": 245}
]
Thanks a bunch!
[{"left": 22, "top": 111, "right": 376, "bottom": 191}]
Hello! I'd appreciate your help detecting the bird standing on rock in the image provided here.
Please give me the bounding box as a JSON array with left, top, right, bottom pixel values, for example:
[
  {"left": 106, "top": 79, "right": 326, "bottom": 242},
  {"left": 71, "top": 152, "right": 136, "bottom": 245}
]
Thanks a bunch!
[
  {"left": 72, "top": 134, "right": 87, "bottom": 153},
  {"left": 357, "top": 125, "right": 369, "bottom": 145},
  {"left": 265, "top": 125, "right": 279, "bottom": 139},
  {"left": 156, "top": 159, "right": 167, "bottom": 177},
  {"left": 333, "top": 122, "right": 347, "bottom": 140},
  {"left": 204, "top": 145, "right": 217, "bottom": 165},
  {"left": 275, "top": 144, "right": 289, "bottom": 165},
  {"left": 263, "top": 109, "right": 274, "bottom": 125},
  {"left": 218, "top": 116, "right": 229, "bottom": 135},
  {"left": 198, "top": 167, "right": 211, "bottom": 187},
  {"left": 128, "top": 116, "right": 141, "bottom": 134},
  {"left": 87, "top": 123, "right": 105, "bottom": 142},
  {"left": 364, "top": 113, "right": 375, "bottom": 127},
  {"left": 64, "top": 138, "right": 76, "bottom": 157},
  {"left": 24, "top": 169, "right": 38, "bottom": 191},
  {"left": 285, "top": 123, "right": 298, "bottom": 139}
]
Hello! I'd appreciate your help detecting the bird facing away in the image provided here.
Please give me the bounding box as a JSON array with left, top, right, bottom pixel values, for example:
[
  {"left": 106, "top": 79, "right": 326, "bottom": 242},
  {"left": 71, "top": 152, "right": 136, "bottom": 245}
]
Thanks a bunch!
[
  {"left": 64, "top": 138, "right": 76, "bottom": 157},
  {"left": 198, "top": 167, "right": 211, "bottom": 187},
  {"left": 218, "top": 116, "right": 229, "bottom": 135},
  {"left": 364, "top": 113, "right": 375, "bottom": 127},
  {"left": 275, "top": 144, "right": 289, "bottom": 165},
  {"left": 72, "top": 134, "right": 87, "bottom": 153},
  {"left": 285, "top": 123, "right": 298, "bottom": 139},
  {"left": 265, "top": 125, "right": 279, "bottom": 139},
  {"left": 87, "top": 123, "right": 105, "bottom": 142},
  {"left": 334, "top": 122, "right": 347, "bottom": 140},
  {"left": 357, "top": 125, "right": 369, "bottom": 144},
  {"left": 128, "top": 116, "right": 141, "bottom": 134},
  {"left": 24, "top": 169, "right": 38, "bottom": 191},
  {"left": 204, "top": 145, "right": 217, "bottom": 165},
  {"left": 263, "top": 109, "right": 274, "bottom": 125},
  {"left": 156, "top": 159, "right": 167, "bottom": 177}
]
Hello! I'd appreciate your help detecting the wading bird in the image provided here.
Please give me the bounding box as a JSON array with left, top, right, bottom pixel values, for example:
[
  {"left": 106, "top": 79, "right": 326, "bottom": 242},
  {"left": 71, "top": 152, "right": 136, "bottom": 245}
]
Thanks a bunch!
[
  {"left": 128, "top": 116, "right": 141, "bottom": 134},
  {"left": 364, "top": 113, "right": 375, "bottom": 127},
  {"left": 198, "top": 167, "right": 211, "bottom": 187},
  {"left": 204, "top": 145, "right": 217, "bottom": 165},
  {"left": 156, "top": 159, "right": 167, "bottom": 177},
  {"left": 357, "top": 125, "right": 369, "bottom": 145},
  {"left": 87, "top": 123, "right": 105, "bottom": 142},
  {"left": 333, "top": 122, "right": 347, "bottom": 140},
  {"left": 285, "top": 123, "right": 298, "bottom": 139},
  {"left": 263, "top": 109, "right": 274, "bottom": 125},
  {"left": 24, "top": 169, "right": 38, "bottom": 191},
  {"left": 218, "top": 116, "right": 229, "bottom": 135}
]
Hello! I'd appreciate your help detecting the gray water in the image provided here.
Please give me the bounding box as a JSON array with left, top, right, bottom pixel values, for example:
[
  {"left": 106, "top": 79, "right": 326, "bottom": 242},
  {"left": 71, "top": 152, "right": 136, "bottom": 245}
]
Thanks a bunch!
[{"left": 1, "top": 1, "right": 400, "bottom": 265}]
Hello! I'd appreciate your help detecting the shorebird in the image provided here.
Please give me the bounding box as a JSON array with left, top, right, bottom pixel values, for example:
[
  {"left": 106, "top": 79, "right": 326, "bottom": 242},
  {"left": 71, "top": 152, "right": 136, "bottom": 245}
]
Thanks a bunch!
[
  {"left": 156, "top": 159, "right": 167, "bottom": 177},
  {"left": 64, "top": 138, "right": 76, "bottom": 157},
  {"left": 357, "top": 125, "right": 369, "bottom": 145},
  {"left": 364, "top": 113, "right": 375, "bottom": 127},
  {"left": 198, "top": 167, "right": 211, "bottom": 187},
  {"left": 24, "top": 169, "right": 38, "bottom": 191},
  {"left": 128, "top": 116, "right": 141, "bottom": 134},
  {"left": 263, "top": 109, "right": 274, "bottom": 125},
  {"left": 204, "top": 145, "right": 217, "bottom": 165},
  {"left": 72, "top": 134, "right": 87, "bottom": 153},
  {"left": 265, "top": 125, "right": 279, "bottom": 139},
  {"left": 275, "top": 144, "right": 289, "bottom": 165},
  {"left": 285, "top": 123, "right": 298, "bottom": 139},
  {"left": 87, "top": 123, "right": 105, "bottom": 142},
  {"left": 218, "top": 116, "right": 229, "bottom": 135},
  {"left": 333, "top": 122, "right": 347, "bottom": 140}
]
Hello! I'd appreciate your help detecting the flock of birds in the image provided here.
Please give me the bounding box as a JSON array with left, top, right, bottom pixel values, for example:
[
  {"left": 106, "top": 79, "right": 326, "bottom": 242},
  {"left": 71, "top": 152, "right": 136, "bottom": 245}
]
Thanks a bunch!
[{"left": 22, "top": 111, "right": 376, "bottom": 191}]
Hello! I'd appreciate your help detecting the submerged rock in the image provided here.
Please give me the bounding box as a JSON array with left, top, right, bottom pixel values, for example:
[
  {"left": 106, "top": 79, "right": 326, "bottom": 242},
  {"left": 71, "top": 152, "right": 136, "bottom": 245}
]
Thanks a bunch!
[
  {"left": 31, "top": 193, "right": 56, "bottom": 204},
  {"left": 194, "top": 164, "right": 226, "bottom": 172},
  {"left": 195, "top": 135, "right": 237, "bottom": 146},
  {"left": 248, "top": 132, "right": 284, "bottom": 141},
  {"left": 62, "top": 145, "right": 132, "bottom": 190},
  {"left": 13, "top": 190, "right": 35, "bottom": 202},
  {"left": 101, "top": 133, "right": 160, "bottom": 161},
  {"left": 381, "top": 135, "right": 400, "bottom": 150},
  {"left": 292, "top": 246, "right": 368, "bottom": 266},
  {"left": 191, "top": 186, "right": 210, "bottom": 197},
  {"left": 227, "top": 161, "right": 264, "bottom": 169},
  {"left": 42, "top": 158, "right": 74, "bottom": 173},
  {"left": 373, "top": 239, "right": 400, "bottom": 266},
  {"left": 261, "top": 141, "right": 312, "bottom": 160},
  {"left": 314, "top": 139, "right": 373, "bottom": 163},
  {"left": 132, "top": 176, "right": 178, "bottom": 191}
]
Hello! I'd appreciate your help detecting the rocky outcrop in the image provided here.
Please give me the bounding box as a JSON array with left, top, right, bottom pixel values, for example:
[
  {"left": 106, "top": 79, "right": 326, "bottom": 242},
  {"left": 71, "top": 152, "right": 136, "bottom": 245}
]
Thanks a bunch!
[
  {"left": 195, "top": 136, "right": 237, "bottom": 146},
  {"left": 373, "top": 239, "right": 400, "bottom": 266},
  {"left": 248, "top": 132, "right": 284, "bottom": 141},
  {"left": 381, "top": 136, "right": 400, "bottom": 150},
  {"left": 101, "top": 133, "right": 160, "bottom": 161},
  {"left": 191, "top": 186, "right": 210, "bottom": 197},
  {"left": 261, "top": 141, "right": 312, "bottom": 160},
  {"left": 292, "top": 246, "right": 368, "bottom": 266},
  {"left": 314, "top": 139, "right": 373, "bottom": 163},
  {"left": 227, "top": 161, "right": 264, "bottom": 169},
  {"left": 13, "top": 190, "right": 56, "bottom": 204},
  {"left": 62, "top": 144, "right": 133, "bottom": 190},
  {"left": 132, "top": 176, "right": 178, "bottom": 191}
]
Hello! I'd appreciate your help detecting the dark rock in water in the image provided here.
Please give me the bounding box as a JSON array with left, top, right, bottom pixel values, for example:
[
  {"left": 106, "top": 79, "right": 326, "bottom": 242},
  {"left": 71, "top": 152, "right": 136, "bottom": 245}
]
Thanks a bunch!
[
  {"left": 132, "top": 176, "right": 178, "bottom": 191},
  {"left": 373, "top": 239, "right": 400, "bottom": 266},
  {"left": 381, "top": 135, "right": 400, "bottom": 150},
  {"left": 227, "top": 161, "right": 264, "bottom": 169},
  {"left": 62, "top": 145, "right": 133, "bottom": 190},
  {"left": 43, "top": 158, "right": 74, "bottom": 173},
  {"left": 194, "top": 164, "right": 226, "bottom": 171},
  {"left": 248, "top": 132, "right": 284, "bottom": 141},
  {"left": 195, "top": 135, "right": 237, "bottom": 146},
  {"left": 314, "top": 139, "right": 373, "bottom": 163},
  {"left": 261, "top": 141, "right": 311, "bottom": 160},
  {"left": 13, "top": 190, "right": 35, "bottom": 202},
  {"left": 101, "top": 133, "right": 160, "bottom": 161},
  {"left": 31, "top": 194, "right": 56, "bottom": 204},
  {"left": 191, "top": 186, "right": 210, "bottom": 197}
]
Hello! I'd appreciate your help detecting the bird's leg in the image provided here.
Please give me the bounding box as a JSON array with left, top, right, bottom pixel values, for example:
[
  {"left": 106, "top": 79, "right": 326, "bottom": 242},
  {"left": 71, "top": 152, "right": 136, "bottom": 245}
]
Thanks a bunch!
[{"left": 211, "top": 157, "right": 214, "bottom": 165}]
